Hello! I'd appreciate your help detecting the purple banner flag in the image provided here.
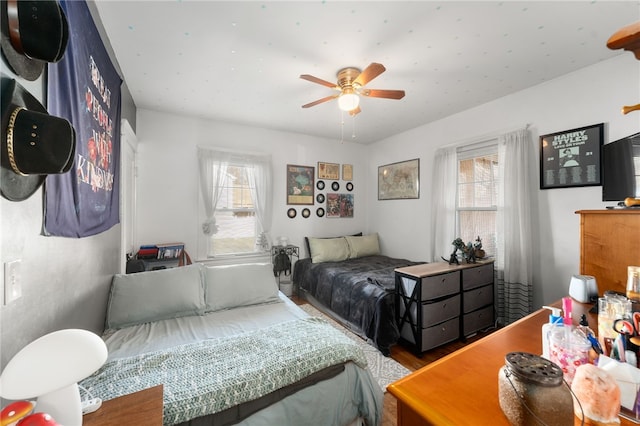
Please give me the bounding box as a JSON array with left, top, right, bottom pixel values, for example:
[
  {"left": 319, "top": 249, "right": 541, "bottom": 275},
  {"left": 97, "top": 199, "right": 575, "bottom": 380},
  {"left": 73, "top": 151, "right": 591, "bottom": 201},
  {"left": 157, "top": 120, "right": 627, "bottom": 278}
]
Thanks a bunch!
[{"left": 45, "top": 0, "right": 121, "bottom": 237}]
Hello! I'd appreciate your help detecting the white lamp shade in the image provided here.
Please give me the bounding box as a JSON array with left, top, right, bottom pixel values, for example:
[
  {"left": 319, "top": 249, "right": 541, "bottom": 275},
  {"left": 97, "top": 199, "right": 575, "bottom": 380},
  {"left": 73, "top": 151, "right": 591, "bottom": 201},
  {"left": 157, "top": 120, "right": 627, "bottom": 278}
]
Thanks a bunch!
[
  {"left": 0, "top": 329, "right": 108, "bottom": 399},
  {"left": 338, "top": 91, "right": 360, "bottom": 112}
]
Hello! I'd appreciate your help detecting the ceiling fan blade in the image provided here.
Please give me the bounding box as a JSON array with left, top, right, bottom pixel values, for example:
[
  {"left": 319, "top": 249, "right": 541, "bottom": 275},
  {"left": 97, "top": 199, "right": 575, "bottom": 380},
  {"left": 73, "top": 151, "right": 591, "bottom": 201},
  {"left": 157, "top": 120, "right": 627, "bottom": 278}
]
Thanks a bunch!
[
  {"left": 360, "top": 89, "right": 405, "bottom": 100},
  {"left": 300, "top": 74, "right": 339, "bottom": 89},
  {"left": 353, "top": 63, "right": 386, "bottom": 87},
  {"left": 349, "top": 106, "right": 361, "bottom": 116},
  {"left": 301, "top": 94, "right": 339, "bottom": 108}
]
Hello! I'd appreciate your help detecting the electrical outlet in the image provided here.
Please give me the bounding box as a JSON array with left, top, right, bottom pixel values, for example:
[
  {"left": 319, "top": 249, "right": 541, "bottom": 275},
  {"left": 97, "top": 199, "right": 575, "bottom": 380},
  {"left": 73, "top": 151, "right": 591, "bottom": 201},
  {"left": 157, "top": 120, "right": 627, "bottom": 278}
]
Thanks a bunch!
[{"left": 4, "top": 260, "right": 21, "bottom": 305}]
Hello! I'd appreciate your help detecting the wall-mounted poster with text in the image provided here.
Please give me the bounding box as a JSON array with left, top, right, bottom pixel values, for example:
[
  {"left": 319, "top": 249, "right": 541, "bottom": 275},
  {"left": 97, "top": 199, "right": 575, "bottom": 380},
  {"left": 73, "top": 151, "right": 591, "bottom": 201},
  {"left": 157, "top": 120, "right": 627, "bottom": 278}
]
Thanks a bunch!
[
  {"left": 45, "top": 0, "right": 122, "bottom": 237},
  {"left": 539, "top": 123, "right": 604, "bottom": 190}
]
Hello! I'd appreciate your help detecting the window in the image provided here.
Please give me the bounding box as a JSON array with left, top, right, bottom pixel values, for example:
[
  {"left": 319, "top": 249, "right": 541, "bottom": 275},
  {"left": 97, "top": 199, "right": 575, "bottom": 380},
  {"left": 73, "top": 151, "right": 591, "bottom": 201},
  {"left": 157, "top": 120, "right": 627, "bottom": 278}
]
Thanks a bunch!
[
  {"left": 456, "top": 146, "right": 498, "bottom": 257},
  {"left": 210, "top": 164, "right": 258, "bottom": 256},
  {"left": 197, "top": 148, "right": 272, "bottom": 259}
]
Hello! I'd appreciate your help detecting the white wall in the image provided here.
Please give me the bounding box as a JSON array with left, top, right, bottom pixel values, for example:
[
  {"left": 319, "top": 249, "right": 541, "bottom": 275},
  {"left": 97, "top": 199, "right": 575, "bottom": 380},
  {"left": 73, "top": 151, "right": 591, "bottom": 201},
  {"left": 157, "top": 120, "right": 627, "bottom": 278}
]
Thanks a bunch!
[
  {"left": 134, "top": 110, "right": 372, "bottom": 259},
  {"left": 0, "top": 67, "right": 121, "bottom": 370},
  {"left": 368, "top": 53, "right": 640, "bottom": 309}
]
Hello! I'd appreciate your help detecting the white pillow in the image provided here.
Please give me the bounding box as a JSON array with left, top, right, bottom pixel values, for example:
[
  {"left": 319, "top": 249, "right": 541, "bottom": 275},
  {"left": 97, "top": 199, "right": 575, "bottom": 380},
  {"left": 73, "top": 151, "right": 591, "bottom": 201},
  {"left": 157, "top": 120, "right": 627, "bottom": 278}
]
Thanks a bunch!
[
  {"left": 308, "top": 237, "right": 351, "bottom": 263},
  {"left": 106, "top": 263, "right": 205, "bottom": 330},
  {"left": 346, "top": 233, "right": 381, "bottom": 258},
  {"left": 204, "top": 263, "right": 280, "bottom": 312}
]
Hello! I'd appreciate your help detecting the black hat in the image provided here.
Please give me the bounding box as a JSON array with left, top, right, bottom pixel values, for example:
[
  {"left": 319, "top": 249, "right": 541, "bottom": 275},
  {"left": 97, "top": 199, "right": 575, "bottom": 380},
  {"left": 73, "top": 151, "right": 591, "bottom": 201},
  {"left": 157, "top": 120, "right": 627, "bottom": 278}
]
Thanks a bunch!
[
  {"left": 0, "top": 0, "right": 69, "bottom": 81},
  {"left": 1, "top": 77, "right": 75, "bottom": 201}
]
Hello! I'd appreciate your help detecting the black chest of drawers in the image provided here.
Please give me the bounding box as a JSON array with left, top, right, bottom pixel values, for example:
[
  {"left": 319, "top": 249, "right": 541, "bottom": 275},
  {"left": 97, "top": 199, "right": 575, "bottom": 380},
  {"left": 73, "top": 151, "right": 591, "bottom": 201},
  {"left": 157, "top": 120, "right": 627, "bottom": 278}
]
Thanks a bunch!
[{"left": 395, "top": 261, "right": 494, "bottom": 354}]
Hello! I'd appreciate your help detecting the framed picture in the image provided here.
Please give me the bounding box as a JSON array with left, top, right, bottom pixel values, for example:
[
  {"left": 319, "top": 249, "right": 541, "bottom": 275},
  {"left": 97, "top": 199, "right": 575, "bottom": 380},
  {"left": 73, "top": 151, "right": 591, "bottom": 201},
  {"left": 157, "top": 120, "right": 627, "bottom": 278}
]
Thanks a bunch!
[
  {"left": 287, "top": 164, "right": 314, "bottom": 205},
  {"left": 539, "top": 123, "right": 604, "bottom": 190},
  {"left": 342, "top": 164, "right": 353, "bottom": 181},
  {"left": 318, "top": 162, "right": 340, "bottom": 180},
  {"left": 378, "top": 158, "right": 420, "bottom": 200},
  {"left": 326, "top": 193, "right": 354, "bottom": 218}
]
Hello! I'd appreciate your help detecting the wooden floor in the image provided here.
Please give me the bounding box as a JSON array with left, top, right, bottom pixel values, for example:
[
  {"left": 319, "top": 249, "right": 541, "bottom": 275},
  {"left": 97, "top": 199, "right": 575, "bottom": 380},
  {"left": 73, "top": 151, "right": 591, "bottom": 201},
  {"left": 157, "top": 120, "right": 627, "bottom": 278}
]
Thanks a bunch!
[{"left": 290, "top": 296, "right": 496, "bottom": 425}]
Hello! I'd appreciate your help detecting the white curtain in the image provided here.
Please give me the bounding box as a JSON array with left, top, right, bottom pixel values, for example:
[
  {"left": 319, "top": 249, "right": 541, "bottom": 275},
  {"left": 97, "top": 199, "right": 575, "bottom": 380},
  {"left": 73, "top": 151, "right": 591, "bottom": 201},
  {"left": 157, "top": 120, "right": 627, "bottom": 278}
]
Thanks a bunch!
[
  {"left": 496, "top": 128, "right": 534, "bottom": 325},
  {"left": 197, "top": 147, "right": 273, "bottom": 249},
  {"left": 430, "top": 146, "right": 458, "bottom": 261},
  {"left": 246, "top": 156, "right": 273, "bottom": 250},
  {"left": 197, "top": 147, "right": 230, "bottom": 236}
]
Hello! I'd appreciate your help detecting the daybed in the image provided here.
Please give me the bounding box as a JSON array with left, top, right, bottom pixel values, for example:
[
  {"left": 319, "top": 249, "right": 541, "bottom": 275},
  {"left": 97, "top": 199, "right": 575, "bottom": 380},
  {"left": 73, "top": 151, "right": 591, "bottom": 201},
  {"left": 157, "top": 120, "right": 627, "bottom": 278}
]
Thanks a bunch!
[
  {"left": 293, "top": 233, "right": 425, "bottom": 356},
  {"left": 80, "top": 263, "right": 383, "bottom": 426}
]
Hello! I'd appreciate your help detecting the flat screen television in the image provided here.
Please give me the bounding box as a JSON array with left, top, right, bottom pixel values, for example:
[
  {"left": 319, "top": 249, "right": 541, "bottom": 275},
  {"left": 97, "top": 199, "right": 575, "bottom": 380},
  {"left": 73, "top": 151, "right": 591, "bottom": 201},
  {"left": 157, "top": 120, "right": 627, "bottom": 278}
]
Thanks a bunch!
[{"left": 601, "top": 132, "right": 640, "bottom": 202}]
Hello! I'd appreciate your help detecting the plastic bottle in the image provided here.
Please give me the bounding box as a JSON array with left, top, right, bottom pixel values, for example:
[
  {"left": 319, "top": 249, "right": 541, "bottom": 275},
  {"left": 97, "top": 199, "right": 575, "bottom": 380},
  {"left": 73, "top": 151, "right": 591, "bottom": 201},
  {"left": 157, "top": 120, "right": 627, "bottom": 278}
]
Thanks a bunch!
[
  {"left": 562, "top": 297, "right": 573, "bottom": 326},
  {"left": 542, "top": 306, "right": 563, "bottom": 359}
]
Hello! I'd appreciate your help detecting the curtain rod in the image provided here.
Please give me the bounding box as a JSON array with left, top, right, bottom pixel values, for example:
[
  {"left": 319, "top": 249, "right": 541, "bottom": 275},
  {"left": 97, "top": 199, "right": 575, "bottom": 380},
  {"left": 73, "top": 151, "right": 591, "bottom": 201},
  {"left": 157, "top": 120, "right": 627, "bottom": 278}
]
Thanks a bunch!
[{"left": 440, "top": 123, "right": 531, "bottom": 151}]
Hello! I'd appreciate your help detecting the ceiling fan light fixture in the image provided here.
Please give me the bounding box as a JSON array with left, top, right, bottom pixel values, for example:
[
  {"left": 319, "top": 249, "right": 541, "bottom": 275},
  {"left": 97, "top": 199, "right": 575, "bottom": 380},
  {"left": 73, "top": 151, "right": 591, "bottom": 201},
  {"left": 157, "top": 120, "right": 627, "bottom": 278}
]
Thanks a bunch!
[{"left": 338, "top": 89, "right": 359, "bottom": 112}]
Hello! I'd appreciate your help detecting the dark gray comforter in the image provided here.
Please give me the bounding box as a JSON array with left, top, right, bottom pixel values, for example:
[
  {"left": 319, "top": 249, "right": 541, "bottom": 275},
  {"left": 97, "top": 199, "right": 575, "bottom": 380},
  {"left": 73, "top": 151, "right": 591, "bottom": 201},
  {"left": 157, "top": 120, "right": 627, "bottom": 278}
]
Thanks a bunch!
[{"left": 293, "top": 255, "right": 425, "bottom": 356}]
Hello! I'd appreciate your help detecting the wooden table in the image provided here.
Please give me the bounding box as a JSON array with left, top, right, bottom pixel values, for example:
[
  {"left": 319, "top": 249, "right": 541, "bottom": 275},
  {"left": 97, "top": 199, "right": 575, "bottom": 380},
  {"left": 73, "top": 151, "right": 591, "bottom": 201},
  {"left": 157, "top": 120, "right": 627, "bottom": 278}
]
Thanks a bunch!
[
  {"left": 83, "top": 385, "right": 163, "bottom": 426},
  {"left": 387, "top": 302, "right": 635, "bottom": 425}
]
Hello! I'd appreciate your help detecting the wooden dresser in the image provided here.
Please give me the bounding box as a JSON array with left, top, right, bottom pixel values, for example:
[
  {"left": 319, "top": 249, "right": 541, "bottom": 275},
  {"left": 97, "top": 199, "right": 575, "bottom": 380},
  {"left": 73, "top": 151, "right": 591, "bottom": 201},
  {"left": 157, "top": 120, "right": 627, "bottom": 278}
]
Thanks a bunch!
[
  {"left": 395, "top": 261, "right": 494, "bottom": 354},
  {"left": 577, "top": 210, "right": 640, "bottom": 295},
  {"left": 388, "top": 301, "right": 636, "bottom": 425}
]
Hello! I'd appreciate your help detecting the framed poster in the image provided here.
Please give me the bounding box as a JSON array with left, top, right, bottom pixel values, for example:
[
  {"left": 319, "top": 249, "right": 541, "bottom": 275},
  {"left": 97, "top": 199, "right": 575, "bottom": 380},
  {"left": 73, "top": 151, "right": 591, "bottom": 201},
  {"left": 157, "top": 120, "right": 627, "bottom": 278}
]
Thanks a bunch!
[
  {"left": 326, "top": 193, "right": 354, "bottom": 218},
  {"left": 342, "top": 164, "right": 353, "bottom": 181},
  {"left": 318, "top": 162, "right": 340, "bottom": 180},
  {"left": 539, "top": 123, "right": 604, "bottom": 190},
  {"left": 378, "top": 158, "right": 420, "bottom": 200},
  {"left": 286, "top": 164, "right": 314, "bottom": 205}
]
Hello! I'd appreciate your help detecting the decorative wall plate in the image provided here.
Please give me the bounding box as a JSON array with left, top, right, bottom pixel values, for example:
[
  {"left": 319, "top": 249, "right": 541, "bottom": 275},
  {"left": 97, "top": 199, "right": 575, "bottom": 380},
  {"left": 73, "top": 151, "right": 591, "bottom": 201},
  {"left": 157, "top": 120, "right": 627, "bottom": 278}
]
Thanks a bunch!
[
  {"left": 287, "top": 208, "right": 297, "bottom": 218},
  {"left": 346, "top": 182, "right": 353, "bottom": 191},
  {"left": 317, "top": 180, "right": 325, "bottom": 190},
  {"left": 316, "top": 207, "right": 325, "bottom": 217},
  {"left": 331, "top": 182, "right": 340, "bottom": 191},
  {"left": 316, "top": 193, "right": 325, "bottom": 203},
  {"left": 302, "top": 208, "right": 310, "bottom": 218}
]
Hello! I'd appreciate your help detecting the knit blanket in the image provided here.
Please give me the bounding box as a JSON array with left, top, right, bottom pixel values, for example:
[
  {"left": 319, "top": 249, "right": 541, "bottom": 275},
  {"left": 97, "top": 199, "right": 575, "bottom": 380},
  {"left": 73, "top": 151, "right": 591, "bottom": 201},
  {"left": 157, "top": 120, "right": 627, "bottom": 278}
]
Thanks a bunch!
[{"left": 81, "top": 317, "right": 368, "bottom": 425}]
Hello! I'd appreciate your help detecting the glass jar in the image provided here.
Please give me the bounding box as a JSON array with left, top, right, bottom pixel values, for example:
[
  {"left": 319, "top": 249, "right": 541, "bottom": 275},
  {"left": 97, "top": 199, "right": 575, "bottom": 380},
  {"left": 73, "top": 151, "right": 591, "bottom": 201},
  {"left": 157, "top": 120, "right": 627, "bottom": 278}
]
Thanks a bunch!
[
  {"left": 598, "top": 293, "right": 632, "bottom": 355},
  {"left": 498, "top": 352, "right": 574, "bottom": 425},
  {"left": 627, "top": 266, "right": 640, "bottom": 303},
  {"left": 548, "top": 327, "right": 591, "bottom": 385}
]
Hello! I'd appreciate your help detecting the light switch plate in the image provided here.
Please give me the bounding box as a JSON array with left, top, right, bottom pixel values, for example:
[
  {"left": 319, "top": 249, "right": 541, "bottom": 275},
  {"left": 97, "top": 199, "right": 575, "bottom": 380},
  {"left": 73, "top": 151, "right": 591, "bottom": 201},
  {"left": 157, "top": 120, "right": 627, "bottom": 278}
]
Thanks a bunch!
[{"left": 4, "top": 260, "right": 21, "bottom": 304}]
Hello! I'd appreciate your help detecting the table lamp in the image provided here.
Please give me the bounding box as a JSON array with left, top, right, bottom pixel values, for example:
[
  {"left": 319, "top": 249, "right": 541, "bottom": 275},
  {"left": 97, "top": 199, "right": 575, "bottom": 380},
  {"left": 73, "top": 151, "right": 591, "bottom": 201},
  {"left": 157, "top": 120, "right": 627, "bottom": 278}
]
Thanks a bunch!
[{"left": 0, "top": 329, "right": 108, "bottom": 425}]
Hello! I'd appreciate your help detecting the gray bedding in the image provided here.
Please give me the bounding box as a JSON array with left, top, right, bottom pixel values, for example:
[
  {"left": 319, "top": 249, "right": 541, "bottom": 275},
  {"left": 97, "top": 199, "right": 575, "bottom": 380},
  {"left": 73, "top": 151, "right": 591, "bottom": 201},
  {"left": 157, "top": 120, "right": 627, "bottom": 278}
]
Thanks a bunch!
[{"left": 85, "top": 295, "right": 383, "bottom": 426}]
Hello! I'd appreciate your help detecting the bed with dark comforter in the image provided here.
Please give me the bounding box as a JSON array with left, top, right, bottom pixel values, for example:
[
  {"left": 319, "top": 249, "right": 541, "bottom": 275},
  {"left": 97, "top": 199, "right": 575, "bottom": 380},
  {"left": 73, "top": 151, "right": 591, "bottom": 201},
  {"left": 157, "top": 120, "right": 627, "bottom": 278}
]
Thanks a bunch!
[{"left": 293, "top": 252, "right": 424, "bottom": 356}]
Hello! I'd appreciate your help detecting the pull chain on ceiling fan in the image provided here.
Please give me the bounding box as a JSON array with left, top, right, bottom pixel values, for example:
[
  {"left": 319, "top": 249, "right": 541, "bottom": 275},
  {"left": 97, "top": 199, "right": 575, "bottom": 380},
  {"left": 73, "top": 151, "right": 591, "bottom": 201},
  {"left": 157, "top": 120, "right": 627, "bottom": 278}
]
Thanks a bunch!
[{"left": 300, "top": 62, "right": 405, "bottom": 115}]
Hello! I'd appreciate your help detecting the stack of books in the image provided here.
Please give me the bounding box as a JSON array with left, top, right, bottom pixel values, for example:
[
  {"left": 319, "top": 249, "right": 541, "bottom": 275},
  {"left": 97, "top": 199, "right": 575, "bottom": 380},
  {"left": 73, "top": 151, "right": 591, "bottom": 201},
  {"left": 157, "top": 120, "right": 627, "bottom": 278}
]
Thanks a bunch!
[
  {"left": 137, "top": 243, "right": 185, "bottom": 260},
  {"left": 156, "top": 243, "right": 184, "bottom": 260},
  {"left": 137, "top": 245, "right": 159, "bottom": 259}
]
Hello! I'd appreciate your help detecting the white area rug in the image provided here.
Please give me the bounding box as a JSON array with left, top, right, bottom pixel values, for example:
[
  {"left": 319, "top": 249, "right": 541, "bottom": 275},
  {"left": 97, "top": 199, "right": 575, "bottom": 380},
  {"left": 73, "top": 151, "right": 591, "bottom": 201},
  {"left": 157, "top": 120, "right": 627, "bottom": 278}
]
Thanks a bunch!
[{"left": 299, "top": 303, "right": 411, "bottom": 392}]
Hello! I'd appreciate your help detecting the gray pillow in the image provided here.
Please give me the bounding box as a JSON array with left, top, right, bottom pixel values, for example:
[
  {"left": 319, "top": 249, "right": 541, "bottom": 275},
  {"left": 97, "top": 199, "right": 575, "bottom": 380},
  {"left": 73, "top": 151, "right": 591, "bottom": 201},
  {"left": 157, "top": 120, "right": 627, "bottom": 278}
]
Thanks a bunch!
[
  {"left": 106, "top": 263, "right": 205, "bottom": 330},
  {"left": 308, "top": 237, "right": 351, "bottom": 263},
  {"left": 204, "top": 263, "right": 280, "bottom": 312},
  {"left": 346, "top": 233, "right": 381, "bottom": 258}
]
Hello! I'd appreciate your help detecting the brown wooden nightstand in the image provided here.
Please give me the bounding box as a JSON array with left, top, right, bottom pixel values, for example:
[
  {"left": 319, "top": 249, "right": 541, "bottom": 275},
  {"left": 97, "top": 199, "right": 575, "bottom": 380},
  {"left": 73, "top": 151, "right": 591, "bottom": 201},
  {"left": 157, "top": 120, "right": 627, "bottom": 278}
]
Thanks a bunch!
[{"left": 83, "top": 385, "right": 163, "bottom": 426}]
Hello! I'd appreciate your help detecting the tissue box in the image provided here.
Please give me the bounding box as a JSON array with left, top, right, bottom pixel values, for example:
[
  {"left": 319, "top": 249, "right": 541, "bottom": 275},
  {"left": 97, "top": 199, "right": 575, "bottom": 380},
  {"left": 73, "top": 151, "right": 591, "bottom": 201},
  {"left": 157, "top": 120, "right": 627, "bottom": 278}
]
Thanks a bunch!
[{"left": 598, "top": 356, "right": 640, "bottom": 421}]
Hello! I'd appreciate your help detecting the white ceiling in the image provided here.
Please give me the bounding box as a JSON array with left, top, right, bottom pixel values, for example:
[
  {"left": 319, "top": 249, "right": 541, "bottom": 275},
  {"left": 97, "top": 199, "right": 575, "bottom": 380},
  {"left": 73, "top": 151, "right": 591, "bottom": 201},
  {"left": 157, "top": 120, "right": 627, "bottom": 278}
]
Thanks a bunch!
[{"left": 92, "top": 1, "right": 640, "bottom": 144}]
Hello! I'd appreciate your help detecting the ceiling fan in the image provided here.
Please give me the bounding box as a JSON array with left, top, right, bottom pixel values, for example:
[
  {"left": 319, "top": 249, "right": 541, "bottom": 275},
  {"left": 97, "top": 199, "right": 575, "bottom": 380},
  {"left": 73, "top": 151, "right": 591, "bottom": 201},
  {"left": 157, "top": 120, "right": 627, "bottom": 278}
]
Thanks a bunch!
[{"left": 300, "top": 62, "right": 405, "bottom": 115}]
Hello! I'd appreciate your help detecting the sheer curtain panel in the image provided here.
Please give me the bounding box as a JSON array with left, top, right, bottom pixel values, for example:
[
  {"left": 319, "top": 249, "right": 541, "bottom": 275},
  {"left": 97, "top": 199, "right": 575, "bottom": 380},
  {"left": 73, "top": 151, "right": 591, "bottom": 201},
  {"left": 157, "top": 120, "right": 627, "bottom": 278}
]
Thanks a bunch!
[
  {"left": 430, "top": 147, "right": 458, "bottom": 261},
  {"left": 197, "top": 148, "right": 230, "bottom": 236},
  {"left": 246, "top": 156, "right": 273, "bottom": 250},
  {"left": 496, "top": 128, "right": 534, "bottom": 325}
]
